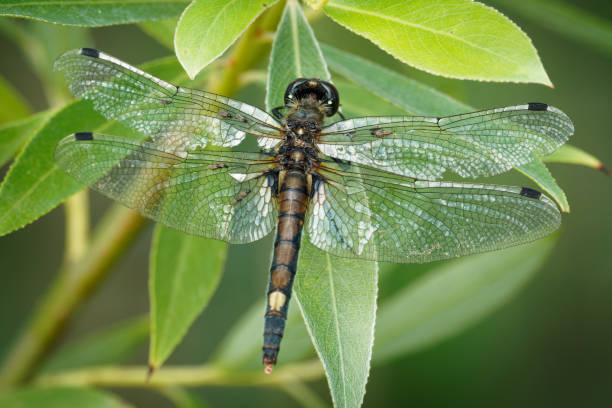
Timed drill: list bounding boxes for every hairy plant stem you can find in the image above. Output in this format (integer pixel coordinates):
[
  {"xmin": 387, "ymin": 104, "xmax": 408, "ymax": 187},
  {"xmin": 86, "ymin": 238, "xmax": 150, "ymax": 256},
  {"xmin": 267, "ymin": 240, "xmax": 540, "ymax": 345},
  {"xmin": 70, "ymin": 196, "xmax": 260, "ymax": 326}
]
[
  {"xmin": 35, "ymin": 360, "xmax": 324, "ymax": 388},
  {"xmin": 0, "ymin": 4, "xmax": 284, "ymax": 389}
]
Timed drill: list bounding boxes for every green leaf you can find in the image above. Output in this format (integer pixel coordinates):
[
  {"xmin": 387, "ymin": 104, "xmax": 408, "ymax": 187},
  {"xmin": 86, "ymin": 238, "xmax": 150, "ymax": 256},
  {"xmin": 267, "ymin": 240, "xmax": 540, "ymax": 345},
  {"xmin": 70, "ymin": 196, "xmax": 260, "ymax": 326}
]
[
  {"xmin": 491, "ymin": 0, "xmax": 612, "ymax": 55},
  {"xmin": 332, "ymin": 77, "xmax": 405, "ymax": 118},
  {"xmin": 0, "ymin": 73, "xmax": 32, "ymax": 124},
  {"xmin": 175, "ymin": 0, "xmax": 276, "ymax": 79},
  {"xmin": 296, "ymin": 241, "xmax": 378, "ymax": 408},
  {"xmin": 267, "ymin": 3, "xmax": 376, "ymax": 406},
  {"xmin": 265, "ymin": 0, "xmax": 330, "ymax": 111},
  {"xmin": 323, "ymin": 0, "xmax": 552, "ymax": 85},
  {"xmin": 374, "ymin": 235, "xmax": 557, "ymax": 363},
  {"xmin": 0, "ymin": 0, "xmax": 188, "ymax": 27},
  {"xmin": 544, "ymin": 144, "xmax": 611, "ymax": 177},
  {"xmin": 0, "ymin": 110, "xmax": 53, "ymax": 168},
  {"xmin": 0, "ymin": 387, "xmax": 131, "ymax": 408},
  {"xmin": 40, "ymin": 316, "xmax": 149, "ymax": 373},
  {"xmin": 321, "ymin": 43, "xmax": 471, "ymax": 116},
  {"xmin": 0, "ymin": 101, "xmax": 112, "ymax": 237},
  {"xmin": 149, "ymin": 225, "xmax": 226, "ymax": 370},
  {"xmin": 517, "ymin": 159, "xmax": 570, "ymax": 212},
  {"xmin": 0, "ymin": 57, "xmax": 193, "ymax": 237},
  {"xmin": 139, "ymin": 17, "xmax": 178, "ymax": 50}
]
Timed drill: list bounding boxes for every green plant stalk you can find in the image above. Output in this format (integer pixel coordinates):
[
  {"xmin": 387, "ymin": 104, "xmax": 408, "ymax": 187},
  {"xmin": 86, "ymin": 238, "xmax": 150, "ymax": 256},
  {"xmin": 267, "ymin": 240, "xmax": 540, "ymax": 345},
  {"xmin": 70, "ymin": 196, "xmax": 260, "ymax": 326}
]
[
  {"xmin": 34, "ymin": 360, "xmax": 324, "ymax": 388},
  {"xmin": 63, "ymin": 190, "xmax": 90, "ymax": 264},
  {"xmin": 0, "ymin": 3, "xmax": 284, "ymax": 388},
  {"xmin": 0, "ymin": 206, "xmax": 146, "ymax": 388}
]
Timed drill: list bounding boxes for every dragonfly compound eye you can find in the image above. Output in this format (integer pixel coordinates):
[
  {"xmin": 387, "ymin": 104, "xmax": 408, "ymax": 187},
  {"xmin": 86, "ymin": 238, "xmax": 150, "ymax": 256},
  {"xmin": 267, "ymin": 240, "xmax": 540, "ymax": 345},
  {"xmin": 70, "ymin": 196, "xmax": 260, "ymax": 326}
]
[{"xmin": 284, "ymin": 78, "xmax": 340, "ymax": 117}]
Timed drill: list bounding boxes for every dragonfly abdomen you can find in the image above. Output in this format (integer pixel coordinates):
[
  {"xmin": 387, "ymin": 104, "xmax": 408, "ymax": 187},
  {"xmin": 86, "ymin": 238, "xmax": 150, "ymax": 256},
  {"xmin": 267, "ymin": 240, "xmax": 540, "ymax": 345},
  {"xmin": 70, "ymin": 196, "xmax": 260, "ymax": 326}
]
[{"xmin": 263, "ymin": 169, "xmax": 309, "ymax": 372}]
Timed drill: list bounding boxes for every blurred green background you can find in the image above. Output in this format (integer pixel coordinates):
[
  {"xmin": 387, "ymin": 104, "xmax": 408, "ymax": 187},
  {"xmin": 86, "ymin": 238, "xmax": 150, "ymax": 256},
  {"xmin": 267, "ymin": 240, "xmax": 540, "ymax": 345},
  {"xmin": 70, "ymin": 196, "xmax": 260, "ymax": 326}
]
[{"xmin": 1, "ymin": 0, "xmax": 611, "ymax": 406}]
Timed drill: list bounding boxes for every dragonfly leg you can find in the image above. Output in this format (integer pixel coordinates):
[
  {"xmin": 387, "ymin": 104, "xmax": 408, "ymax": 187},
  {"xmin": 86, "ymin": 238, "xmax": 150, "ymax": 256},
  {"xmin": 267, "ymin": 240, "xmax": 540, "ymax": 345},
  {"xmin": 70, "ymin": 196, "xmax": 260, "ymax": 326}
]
[{"xmin": 271, "ymin": 106, "xmax": 286, "ymax": 121}]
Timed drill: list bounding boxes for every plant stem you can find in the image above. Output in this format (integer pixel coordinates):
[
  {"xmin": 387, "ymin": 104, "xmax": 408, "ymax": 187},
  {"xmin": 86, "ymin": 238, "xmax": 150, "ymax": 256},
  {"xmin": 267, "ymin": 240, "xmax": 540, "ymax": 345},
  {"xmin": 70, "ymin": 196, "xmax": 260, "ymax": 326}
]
[
  {"xmin": 0, "ymin": 206, "xmax": 146, "ymax": 388},
  {"xmin": 34, "ymin": 360, "xmax": 324, "ymax": 388},
  {"xmin": 63, "ymin": 190, "xmax": 90, "ymax": 264}
]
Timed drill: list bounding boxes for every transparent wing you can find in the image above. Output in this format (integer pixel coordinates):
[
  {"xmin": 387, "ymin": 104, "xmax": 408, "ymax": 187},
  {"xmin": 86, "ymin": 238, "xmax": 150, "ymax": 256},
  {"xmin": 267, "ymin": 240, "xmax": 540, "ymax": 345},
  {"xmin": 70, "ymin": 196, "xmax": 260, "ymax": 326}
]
[
  {"xmin": 55, "ymin": 133, "xmax": 279, "ymax": 244},
  {"xmin": 307, "ymin": 159, "xmax": 561, "ymax": 263},
  {"xmin": 317, "ymin": 104, "xmax": 573, "ymax": 180},
  {"xmin": 54, "ymin": 48, "xmax": 283, "ymax": 151}
]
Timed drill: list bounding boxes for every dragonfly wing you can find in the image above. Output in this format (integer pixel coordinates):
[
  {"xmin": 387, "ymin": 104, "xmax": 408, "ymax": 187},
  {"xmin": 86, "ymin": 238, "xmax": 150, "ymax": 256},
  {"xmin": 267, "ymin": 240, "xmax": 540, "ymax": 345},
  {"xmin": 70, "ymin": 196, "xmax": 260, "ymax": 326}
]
[
  {"xmin": 317, "ymin": 104, "xmax": 573, "ymax": 179},
  {"xmin": 56, "ymin": 133, "xmax": 278, "ymax": 244},
  {"xmin": 54, "ymin": 48, "xmax": 283, "ymax": 151},
  {"xmin": 307, "ymin": 160, "xmax": 560, "ymax": 263}
]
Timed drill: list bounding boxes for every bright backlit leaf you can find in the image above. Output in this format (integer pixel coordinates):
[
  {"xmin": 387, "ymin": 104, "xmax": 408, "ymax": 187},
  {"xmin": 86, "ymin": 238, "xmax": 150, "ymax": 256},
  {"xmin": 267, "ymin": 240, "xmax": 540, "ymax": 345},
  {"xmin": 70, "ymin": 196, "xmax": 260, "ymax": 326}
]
[
  {"xmin": 0, "ymin": 0, "xmax": 188, "ymax": 27},
  {"xmin": 175, "ymin": 0, "xmax": 276, "ymax": 79},
  {"xmin": 323, "ymin": 0, "xmax": 552, "ymax": 85}
]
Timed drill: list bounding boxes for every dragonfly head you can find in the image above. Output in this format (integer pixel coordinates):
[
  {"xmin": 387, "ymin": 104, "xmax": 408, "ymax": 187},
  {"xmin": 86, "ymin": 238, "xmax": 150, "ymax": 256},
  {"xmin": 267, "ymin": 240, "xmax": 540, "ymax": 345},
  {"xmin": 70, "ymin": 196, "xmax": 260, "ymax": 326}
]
[{"xmin": 284, "ymin": 78, "xmax": 339, "ymax": 117}]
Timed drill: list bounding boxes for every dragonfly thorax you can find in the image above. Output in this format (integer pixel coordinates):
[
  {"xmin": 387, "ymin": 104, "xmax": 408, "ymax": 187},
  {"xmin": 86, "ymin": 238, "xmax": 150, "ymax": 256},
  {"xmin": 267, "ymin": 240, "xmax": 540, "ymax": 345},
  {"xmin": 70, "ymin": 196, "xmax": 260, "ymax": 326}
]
[{"xmin": 276, "ymin": 143, "xmax": 317, "ymax": 172}]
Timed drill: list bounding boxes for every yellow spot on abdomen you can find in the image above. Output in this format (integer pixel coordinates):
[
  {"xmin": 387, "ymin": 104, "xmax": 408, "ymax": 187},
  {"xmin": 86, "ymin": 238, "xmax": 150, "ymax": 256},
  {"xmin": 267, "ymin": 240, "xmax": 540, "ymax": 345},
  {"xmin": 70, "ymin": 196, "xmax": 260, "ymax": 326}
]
[{"xmin": 269, "ymin": 291, "xmax": 287, "ymax": 312}]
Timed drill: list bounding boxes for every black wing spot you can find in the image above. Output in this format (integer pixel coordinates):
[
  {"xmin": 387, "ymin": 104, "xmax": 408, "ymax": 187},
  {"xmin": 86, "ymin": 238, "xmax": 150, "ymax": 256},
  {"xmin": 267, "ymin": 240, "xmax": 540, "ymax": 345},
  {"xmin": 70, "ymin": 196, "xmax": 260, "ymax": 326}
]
[
  {"xmin": 80, "ymin": 48, "xmax": 99, "ymax": 58},
  {"xmin": 520, "ymin": 187, "xmax": 542, "ymax": 199},
  {"xmin": 75, "ymin": 132, "xmax": 93, "ymax": 141},
  {"xmin": 528, "ymin": 102, "xmax": 548, "ymax": 111}
]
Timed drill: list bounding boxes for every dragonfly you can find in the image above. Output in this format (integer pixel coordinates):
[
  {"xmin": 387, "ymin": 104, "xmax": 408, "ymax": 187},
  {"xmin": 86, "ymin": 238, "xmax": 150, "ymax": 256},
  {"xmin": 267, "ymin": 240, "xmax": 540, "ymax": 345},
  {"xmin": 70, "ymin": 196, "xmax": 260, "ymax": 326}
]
[{"xmin": 54, "ymin": 48, "xmax": 573, "ymax": 373}]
